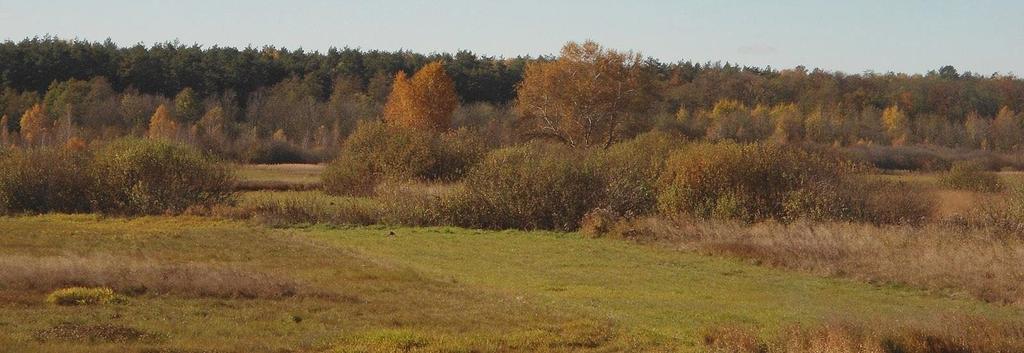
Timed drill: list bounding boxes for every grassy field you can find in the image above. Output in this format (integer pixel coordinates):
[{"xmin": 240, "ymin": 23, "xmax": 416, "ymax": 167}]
[
  {"xmin": 2, "ymin": 215, "xmax": 1021, "ymax": 352},
  {"xmin": 236, "ymin": 164, "xmax": 326, "ymax": 191}
]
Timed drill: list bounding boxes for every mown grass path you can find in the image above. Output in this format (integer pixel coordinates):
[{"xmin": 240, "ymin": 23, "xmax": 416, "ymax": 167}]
[{"xmin": 312, "ymin": 226, "xmax": 1024, "ymax": 349}]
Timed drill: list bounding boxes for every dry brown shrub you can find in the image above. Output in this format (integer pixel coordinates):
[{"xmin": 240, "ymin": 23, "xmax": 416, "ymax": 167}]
[{"xmin": 579, "ymin": 208, "xmax": 621, "ymax": 238}]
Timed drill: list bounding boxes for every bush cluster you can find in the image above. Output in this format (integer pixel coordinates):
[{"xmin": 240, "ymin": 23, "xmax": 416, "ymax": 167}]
[
  {"xmin": 589, "ymin": 131, "xmax": 681, "ymax": 217},
  {"xmin": 0, "ymin": 147, "xmax": 93, "ymax": 214},
  {"xmin": 91, "ymin": 139, "xmax": 236, "ymax": 214},
  {"xmin": 657, "ymin": 142, "xmax": 859, "ymax": 222},
  {"xmin": 443, "ymin": 143, "xmax": 604, "ymax": 231},
  {"xmin": 322, "ymin": 122, "xmax": 487, "ymax": 196},
  {"xmin": 0, "ymin": 139, "xmax": 235, "ymax": 215},
  {"xmin": 939, "ymin": 161, "xmax": 1005, "ymax": 192}
]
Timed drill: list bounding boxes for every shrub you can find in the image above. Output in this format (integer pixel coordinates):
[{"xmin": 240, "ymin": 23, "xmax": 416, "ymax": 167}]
[
  {"xmin": 322, "ymin": 153, "xmax": 377, "ymax": 196},
  {"xmin": 323, "ymin": 122, "xmax": 490, "ymax": 196},
  {"xmin": 592, "ymin": 131, "xmax": 681, "ymax": 217},
  {"xmin": 579, "ymin": 208, "xmax": 621, "ymax": 238},
  {"xmin": 0, "ymin": 147, "xmax": 94, "ymax": 214},
  {"xmin": 432, "ymin": 127, "xmax": 488, "ymax": 181},
  {"xmin": 658, "ymin": 142, "xmax": 859, "ymax": 222},
  {"xmin": 46, "ymin": 287, "xmax": 125, "ymax": 306},
  {"xmin": 848, "ymin": 180, "xmax": 936, "ymax": 225},
  {"xmin": 939, "ymin": 161, "xmax": 1005, "ymax": 192},
  {"xmin": 247, "ymin": 140, "xmax": 319, "ymax": 164},
  {"xmin": 376, "ymin": 183, "xmax": 447, "ymax": 226},
  {"xmin": 323, "ymin": 121, "xmax": 436, "ymax": 196},
  {"xmin": 91, "ymin": 139, "xmax": 236, "ymax": 215},
  {"xmin": 444, "ymin": 143, "xmax": 604, "ymax": 231}
]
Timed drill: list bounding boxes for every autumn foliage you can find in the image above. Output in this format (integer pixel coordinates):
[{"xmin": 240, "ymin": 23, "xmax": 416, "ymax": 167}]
[
  {"xmin": 19, "ymin": 104, "xmax": 47, "ymax": 147},
  {"xmin": 147, "ymin": 104, "xmax": 178, "ymax": 140},
  {"xmin": 383, "ymin": 62, "xmax": 459, "ymax": 131},
  {"xmin": 515, "ymin": 41, "xmax": 648, "ymax": 148}
]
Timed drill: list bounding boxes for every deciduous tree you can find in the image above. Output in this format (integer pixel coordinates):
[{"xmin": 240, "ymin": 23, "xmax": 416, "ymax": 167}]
[
  {"xmin": 515, "ymin": 41, "xmax": 648, "ymax": 148},
  {"xmin": 147, "ymin": 104, "xmax": 178, "ymax": 140},
  {"xmin": 882, "ymin": 105, "xmax": 911, "ymax": 145},
  {"xmin": 991, "ymin": 107, "xmax": 1022, "ymax": 151},
  {"xmin": 19, "ymin": 104, "xmax": 47, "ymax": 147},
  {"xmin": 383, "ymin": 62, "xmax": 459, "ymax": 131}
]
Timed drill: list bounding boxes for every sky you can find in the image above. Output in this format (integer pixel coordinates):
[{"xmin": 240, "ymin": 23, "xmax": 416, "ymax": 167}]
[{"xmin": 1, "ymin": 0, "xmax": 1022, "ymax": 75}]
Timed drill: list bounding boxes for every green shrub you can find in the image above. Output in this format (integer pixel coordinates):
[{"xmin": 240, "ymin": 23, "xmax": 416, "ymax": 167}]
[
  {"xmin": 247, "ymin": 140, "xmax": 319, "ymax": 164},
  {"xmin": 322, "ymin": 121, "xmax": 435, "ymax": 196},
  {"xmin": 444, "ymin": 143, "xmax": 604, "ymax": 231},
  {"xmin": 46, "ymin": 287, "xmax": 126, "ymax": 306},
  {"xmin": 0, "ymin": 147, "xmax": 94, "ymax": 214},
  {"xmin": 658, "ymin": 142, "xmax": 858, "ymax": 222},
  {"xmin": 432, "ymin": 128, "xmax": 488, "ymax": 181},
  {"xmin": 323, "ymin": 122, "xmax": 489, "ymax": 196},
  {"xmin": 91, "ymin": 139, "xmax": 236, "ymax": 215},
  {"xmin": 592, "ymin": 131, "xmax": 681, "ymax": 217},
  {"xmin": 939, "ymin": 161, "xmax": 1004, "ymax": 192}
]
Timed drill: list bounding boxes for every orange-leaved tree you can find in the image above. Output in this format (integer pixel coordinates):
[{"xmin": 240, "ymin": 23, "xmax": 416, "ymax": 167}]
[
  {"xmin": 383, "ymin": 62, "xmax": 458, "ymax": 131},
  {"xmin": 148, "ymin": 104, "xmax": 179, "ymax": 140},
  {"xmin": 515, "ymin": 41, "xmax": 649, "ymax": 148},
  {"xmin": 19, "ymin": 104, "xmax": 48, "ymax": 147}
]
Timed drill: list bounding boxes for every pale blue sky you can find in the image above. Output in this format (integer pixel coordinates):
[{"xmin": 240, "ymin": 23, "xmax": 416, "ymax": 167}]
[{"xmin": 2, "ymin": 0, "xmax": 1022, "ymax": 74}]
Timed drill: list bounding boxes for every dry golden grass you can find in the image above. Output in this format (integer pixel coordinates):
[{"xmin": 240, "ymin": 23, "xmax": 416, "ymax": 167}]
[
  {"xmin": 609, "ymin": 217, "xmax": 1024, "ymax": 306},
  {"xmin": 235, "ymin": 163, "xmax": 324, "ymax": 191},
  {"xmin": 703, "ymin": 314, "xmax": 1024, "ymax": 353},
  {"xmin": 0, "ymin": 254, "xmax": 302, "ymax": 299}
]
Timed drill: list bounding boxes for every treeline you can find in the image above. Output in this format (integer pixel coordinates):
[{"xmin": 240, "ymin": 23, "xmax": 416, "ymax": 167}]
[{"xmin": 2, "ymin": 37, "xmax": 1024, "ymax": 161}]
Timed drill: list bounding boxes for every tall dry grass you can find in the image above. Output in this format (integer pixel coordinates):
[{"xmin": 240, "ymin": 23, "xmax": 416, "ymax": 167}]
[
  {"xmin": 0, "ymin": 255, "xmax": 300, "ymax": 299},
  {"xmin": 608, "ymin": 218, "xmax": 1024, "ymax": 306},
  {"xmin": 704, "ymin": 314, "xmax": 1024, "ymax": 353}
]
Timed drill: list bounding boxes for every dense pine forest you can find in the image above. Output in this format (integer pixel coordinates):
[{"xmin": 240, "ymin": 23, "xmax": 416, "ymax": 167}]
[{"xmin": 2, "ymin": 37, "xmax": 1024, "ymax": 164}]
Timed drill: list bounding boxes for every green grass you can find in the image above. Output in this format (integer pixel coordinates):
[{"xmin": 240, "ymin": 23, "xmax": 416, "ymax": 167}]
[
  {"xmin": 0, "ymin": 215, "xmax": 655, "ymax": 352},
  {"xmin": 2, "ymin": 215, "xmax": 1022, "ymax": 352},
  {"xmin": 309, "ymin": 226, "xmax": 1024, "ymax": 349}
]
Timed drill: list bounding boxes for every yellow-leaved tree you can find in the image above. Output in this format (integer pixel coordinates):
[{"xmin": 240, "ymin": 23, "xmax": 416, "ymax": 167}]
[
  {"xmin": 383, "ymin": 62, "xmax": 458, "ymax": 131},
  {"xmin": 19, "ymin": 104, "xmax": 48, "ymax": 147},
  {"xmin": 147, "ymin": 104, "xmax": 179, "ymax": 140},
  {"xmin": 882, "ymin": 105, "xmax": 911, "ymax": 145},
  {"xmin": 991, "ymin": 106, "xmax": 1023, "ymax": 152},
  {"xmin": 515, "ymin": 41, "xmax": 648, "ymax": 148}
]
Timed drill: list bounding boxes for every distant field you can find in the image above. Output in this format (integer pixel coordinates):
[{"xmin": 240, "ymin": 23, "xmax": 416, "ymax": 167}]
[
  {"xmin": 236, "ymin": 164, "xmax": 325, "ymax": 191},
  {"xmin": 2, "ymin": 216, "xmax": 1021, "ymax": 352}
]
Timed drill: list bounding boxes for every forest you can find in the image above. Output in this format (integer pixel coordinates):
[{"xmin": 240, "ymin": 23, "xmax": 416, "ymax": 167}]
[{"xmin": 2, "ymin": 37, "xmax": 1024, "ymax": 165}]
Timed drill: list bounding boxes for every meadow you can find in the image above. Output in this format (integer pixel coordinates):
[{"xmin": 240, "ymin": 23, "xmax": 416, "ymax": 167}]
[
  {"xmin": 5, "ymin": 159, "xmax": 1024, "ymax": 352},
  {"xmin": 3, "ymin": 214, "xmax": 1023, "ymax": 353}
]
